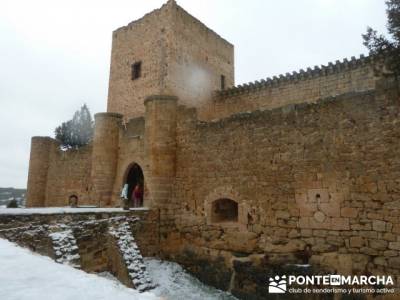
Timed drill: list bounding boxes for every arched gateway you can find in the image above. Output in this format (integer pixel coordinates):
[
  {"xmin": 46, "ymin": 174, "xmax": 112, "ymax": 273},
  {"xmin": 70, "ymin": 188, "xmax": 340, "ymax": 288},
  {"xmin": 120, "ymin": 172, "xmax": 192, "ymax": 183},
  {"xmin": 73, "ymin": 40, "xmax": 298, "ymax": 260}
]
[{"xmin": 123, "ymin": 163, "xmax": 144, "ymax": 207}]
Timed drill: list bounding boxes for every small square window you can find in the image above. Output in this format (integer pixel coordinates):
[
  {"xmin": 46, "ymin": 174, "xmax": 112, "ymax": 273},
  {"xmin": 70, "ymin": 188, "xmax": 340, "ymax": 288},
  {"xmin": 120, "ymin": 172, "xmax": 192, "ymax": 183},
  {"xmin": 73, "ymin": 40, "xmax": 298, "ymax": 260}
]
[
  {"xmin": 131, "ymin": 61, "xmax": 142, "ymax": 80},
  {"xmin": 220, "ymin": 75, "xmax": 225, "ymax": 90}
]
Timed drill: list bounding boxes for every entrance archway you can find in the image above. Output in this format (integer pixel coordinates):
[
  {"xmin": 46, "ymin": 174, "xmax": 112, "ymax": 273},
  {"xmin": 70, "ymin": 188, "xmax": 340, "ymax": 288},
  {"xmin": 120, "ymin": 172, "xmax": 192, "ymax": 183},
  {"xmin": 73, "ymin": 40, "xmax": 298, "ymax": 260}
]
[{"xmin": 124, "ymin": 163, "xmax": 144, "ymax": 207}]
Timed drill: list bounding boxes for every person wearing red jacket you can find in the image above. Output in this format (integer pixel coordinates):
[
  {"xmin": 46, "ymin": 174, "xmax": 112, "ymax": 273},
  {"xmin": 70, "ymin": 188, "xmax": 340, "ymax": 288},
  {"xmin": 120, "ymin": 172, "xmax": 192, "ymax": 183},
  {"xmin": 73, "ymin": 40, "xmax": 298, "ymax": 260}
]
[{"xmin": 132, "ymin": 184, "xmax": 143, "ymax": 207}]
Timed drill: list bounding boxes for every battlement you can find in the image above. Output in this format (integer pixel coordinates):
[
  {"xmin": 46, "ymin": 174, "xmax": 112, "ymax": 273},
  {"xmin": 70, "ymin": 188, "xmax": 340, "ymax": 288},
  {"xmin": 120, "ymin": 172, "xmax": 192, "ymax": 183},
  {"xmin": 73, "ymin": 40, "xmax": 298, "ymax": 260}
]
[
  {"xmin": 199, "ymin": 54, "xmax": 378, "ymax": 120},
  {"xmin": 114, "ymin": 0, "xmax": 232, "ymax": 47},
  {"xmin": 113, "ymin": 0, "xmax": 172, "ymax": 35},
  {"xmin": 217, "ymin": 54, "xmax": 373, "ymax": 98}
]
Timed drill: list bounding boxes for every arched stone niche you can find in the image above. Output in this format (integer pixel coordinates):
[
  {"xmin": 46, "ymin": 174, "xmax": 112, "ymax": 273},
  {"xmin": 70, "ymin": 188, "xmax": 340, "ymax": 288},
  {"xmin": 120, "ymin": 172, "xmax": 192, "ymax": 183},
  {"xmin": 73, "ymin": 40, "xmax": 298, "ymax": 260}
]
[
  {"xmin": 68, "ymin": 194, "xmax": 78, "ymax": 207},
  {"xmin": 204, "ymin": 186, "xmax": 248, "ymax": 229},
  {"xmin": 211, "ymin": 198, "xmax": 238, "ymax": 222}
]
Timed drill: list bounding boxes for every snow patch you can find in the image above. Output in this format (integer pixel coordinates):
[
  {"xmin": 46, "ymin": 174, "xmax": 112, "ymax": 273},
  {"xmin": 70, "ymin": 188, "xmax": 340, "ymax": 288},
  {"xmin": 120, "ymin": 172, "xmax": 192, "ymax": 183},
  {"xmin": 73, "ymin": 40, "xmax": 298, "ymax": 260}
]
[
  {"xmin": 109, "ymin": 221, "xmax": 156, "ymax": 292},
  {"xmin": 0, "ymin": 238, "xmax": 158, "ymax": 300},
  {"xmin": 145, "ymin": 258, "xmax": 238, "ymax": 300},
  {"xmin": 49, "ymin": 228, "xmax": 80, "ymax": 268}
]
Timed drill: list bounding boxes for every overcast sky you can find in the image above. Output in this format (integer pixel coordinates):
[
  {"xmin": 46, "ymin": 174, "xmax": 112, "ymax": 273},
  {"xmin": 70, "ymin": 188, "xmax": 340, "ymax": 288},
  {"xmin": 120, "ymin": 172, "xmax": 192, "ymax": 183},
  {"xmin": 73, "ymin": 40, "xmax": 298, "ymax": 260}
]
[{"xmin": 0, "ymin": 0, "xmax": 387, "ymax": 188}]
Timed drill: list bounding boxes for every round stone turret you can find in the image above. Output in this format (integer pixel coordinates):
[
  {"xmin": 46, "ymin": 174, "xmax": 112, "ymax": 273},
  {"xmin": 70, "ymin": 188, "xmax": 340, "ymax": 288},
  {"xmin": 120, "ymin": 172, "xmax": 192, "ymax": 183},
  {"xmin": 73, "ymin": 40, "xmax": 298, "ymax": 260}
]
[
  {"xmin": 26, "ymin": 137, "xmax": 53, "ymax": 207},
  {"xmin": 144, "ymin": 95, "xmax": 177, "ymax": 208},
  {"xmin": 91, "ymin": 112, "xmax": 122, "ymax": 206}
]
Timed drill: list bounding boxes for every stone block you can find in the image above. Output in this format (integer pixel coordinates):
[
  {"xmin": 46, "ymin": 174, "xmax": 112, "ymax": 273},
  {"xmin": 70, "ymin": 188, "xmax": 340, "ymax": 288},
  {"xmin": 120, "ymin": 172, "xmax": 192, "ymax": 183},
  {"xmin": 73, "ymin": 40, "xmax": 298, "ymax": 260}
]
[
  {"xmin": 392, "ymin": 224, "xmax": 400, "ymax": 234},
  {"xmin": 297, "ymin": 202, "xmax": 317, "ymax": 217},
  {"xmin": 389, "ymin": 242, "xmax": 400, "ymax": 251},
  {"xmin": 313, "ymin": 211, "xmax": 327, "ymax": 223},
  {"xmin": 275, "ymin": 210, "xmax": 290, "ymax": 220},
  {"xmin": 388, "ymin": 257, "xmax": 400, "ymax": 269},
  {"xmin": 372, "ymin": 220, "xmax": 387, "ymax": 232},
  {"xmin": 341, "ymin": 207, "xmax": 358, "ymax": 218},
  {"xmin": 383, "ymin": 250, "xmax": 398, "ymax": 257},
  {"xmin": 349, "ymin": 236, "xmax": 364, "ymax": 248},
  {"xmin": 373, "ymin": 256, "xmax": 387, "ymax": 266},
  {"xmin": 326, "ymin": 236, "xmax": 344, "ymax": 246},
  {"xmin": 360, "ymin": 247, "xmax": 378, "ymax": 256},
  {"xmin": 263, "ymin": 239, "xmax": 305, "ymax": 253},
  {"xmin": 295, "ymin": 193, "xmax": 307, "ymax": 204},
  {"xmin": 320, "ymin": 202, "xmax": 340, "ymax": 217},
  {"xmin": 309, "ymin": 216, "xmax": 332, "ymax": 229},
  {"xmin": 330, "ymin": 192, "xmax": 344, "ymax": 203},
  {"xmin": 369, "ymin": 239, "xmax": 388, "ymax": 250},
  {"xmin": 330, "ymin": 217, "xmax": 350, "ymax": 230},
  {"xmin": 298, "ymin": 217, "xmax": 310, "ymax": 229},
  {"xmin": 300, "ymin": 229, "xmax": 312, "ymax": 237},
  {"xmin": 288, "ymin": 229, "xmax": 300, "ymax": 238},
  {"xmin": 365, "ymin": 182, "xmax": 378, "ymax": 194},
  {"xmin": 358, "ymin": 231, "xmax": 377, "ymax": 239},
  {"xmin": 383, "ymin": 233, "xmax": 396, "ymax": 242},
  {"xmin": 313, "ymin": 230, "xmax": 327, "ymax": 237},
  {"xmin": 221, "ymin": 231, "xmax": 259, "ymax": 253}
]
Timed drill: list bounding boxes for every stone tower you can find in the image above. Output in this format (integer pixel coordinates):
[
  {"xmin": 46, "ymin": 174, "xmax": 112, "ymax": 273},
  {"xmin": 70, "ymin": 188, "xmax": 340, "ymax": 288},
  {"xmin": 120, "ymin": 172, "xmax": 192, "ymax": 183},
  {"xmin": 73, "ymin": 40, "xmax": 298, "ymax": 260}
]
[
  {"xmin": 106, "ymin": 0, "xmax": 235, "ymax": 120},
  {"xmin": 90, "ymin": 112, "xmax": 122, "ymax": 206},
  {"xmin": 26, "ymin": 137, "xmax": 53, "ymax": 207}
]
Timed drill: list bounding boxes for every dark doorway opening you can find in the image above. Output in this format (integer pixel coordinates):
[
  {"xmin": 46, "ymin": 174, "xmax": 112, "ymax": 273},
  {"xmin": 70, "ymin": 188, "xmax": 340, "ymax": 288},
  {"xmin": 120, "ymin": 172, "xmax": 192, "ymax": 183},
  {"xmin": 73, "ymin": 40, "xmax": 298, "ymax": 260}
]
[
  {"xmin": 125, "ymin": 163, "xmax": 144, "ymax": 207},
  {"xmin": 69, "ymin": 195, "xmax": 78, "ymax": 208},
  {"xmin": 211, "ymin": 198, "xmax": 238, "ymax": 223}
]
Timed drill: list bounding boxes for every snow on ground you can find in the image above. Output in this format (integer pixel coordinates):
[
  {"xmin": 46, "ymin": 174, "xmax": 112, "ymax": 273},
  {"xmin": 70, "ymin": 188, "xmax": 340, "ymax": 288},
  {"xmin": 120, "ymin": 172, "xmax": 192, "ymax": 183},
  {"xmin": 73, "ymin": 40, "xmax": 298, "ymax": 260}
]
[
  {"xmin": 0, "ymin": 239, "xmax": 237, "ymax": 300},
  {"xmin": 0, "ymin": 207, "xmax": 149, "ymax": 215},
  {"xmin": 0, "ymin": 239, "xmax": 158, "ymax": 300},
  {"xmin": 49, "ymin": 228, "xmax": 80, "ymax": 267},
  {"xmin": 109, "ymin": 221, "xmax": 155, "ymax": 292},
  {"xmin": 145, "ymin": 259, "xmax": 237, "ymax": 300}
]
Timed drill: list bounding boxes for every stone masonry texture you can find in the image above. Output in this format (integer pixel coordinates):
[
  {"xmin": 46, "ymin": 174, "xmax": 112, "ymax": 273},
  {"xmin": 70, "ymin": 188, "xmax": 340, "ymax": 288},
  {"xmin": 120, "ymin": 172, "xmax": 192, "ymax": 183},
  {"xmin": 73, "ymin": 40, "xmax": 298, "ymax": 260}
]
[{"xmin": 24, "ymin": 1, "xmax": 400, "ymax": 298}]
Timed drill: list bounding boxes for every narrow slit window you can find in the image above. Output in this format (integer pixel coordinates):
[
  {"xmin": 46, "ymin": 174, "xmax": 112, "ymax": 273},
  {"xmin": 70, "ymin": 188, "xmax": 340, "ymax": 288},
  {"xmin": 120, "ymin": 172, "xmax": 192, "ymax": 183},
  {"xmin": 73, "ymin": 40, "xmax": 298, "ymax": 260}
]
[
  {"xmin": 131, "ymin": 62, "xmax": 142, "ymax": 80},
  {"xmin": 220, "ymin": 75, "xmax": 225, "ymax": 90}
]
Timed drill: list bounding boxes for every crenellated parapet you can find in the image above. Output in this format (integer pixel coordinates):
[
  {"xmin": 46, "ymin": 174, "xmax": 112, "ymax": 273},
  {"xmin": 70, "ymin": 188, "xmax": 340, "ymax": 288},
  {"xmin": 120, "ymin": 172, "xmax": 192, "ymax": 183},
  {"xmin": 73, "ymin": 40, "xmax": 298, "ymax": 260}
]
[
  {"xmin": 198, "ymin": 54, "xmax": 380, "ymax": 120},
  {"xmin": 217, "ymin": 54, "xmax": 375, "ymax": 97}
]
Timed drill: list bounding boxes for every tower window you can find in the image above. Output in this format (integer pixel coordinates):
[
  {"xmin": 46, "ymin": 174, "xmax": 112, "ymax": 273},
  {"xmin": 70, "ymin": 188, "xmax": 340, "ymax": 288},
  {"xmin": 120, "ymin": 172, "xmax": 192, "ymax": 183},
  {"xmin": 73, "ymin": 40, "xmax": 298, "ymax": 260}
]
[
  {"xmin": 131, "ymin": 62, "xmax": 142, "ymax": 80},
  {"xmin": 220, "ymin": 75, "xmax": 225, "ymax": 90}
]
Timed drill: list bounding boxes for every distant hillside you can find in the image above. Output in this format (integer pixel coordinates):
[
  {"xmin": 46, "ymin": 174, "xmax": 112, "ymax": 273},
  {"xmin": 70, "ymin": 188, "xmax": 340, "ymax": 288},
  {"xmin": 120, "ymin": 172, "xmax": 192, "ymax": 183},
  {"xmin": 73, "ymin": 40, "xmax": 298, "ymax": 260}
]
[{"xmin": 0, "ymin": 187, "xmax": 26, "ymax": 207}]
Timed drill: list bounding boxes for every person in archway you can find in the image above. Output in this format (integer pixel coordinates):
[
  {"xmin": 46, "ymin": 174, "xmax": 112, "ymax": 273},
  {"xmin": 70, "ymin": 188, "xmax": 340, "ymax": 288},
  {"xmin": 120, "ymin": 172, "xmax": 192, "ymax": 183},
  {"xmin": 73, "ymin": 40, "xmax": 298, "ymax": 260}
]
[
  {"xmin": 120, "ymin": 184, "xmax": 129, "ymax": 210},
  {"xmin": 132, "ymin": 184, "xmax": 143, "ymax": 208}
]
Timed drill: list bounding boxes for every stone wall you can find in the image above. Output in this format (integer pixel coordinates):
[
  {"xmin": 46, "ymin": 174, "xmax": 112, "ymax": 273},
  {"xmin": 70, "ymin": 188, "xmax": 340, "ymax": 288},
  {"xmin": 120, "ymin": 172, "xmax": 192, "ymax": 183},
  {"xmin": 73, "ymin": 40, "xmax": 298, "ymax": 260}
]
[
  {"xmin": 199, "ymin": 55, "xmax": 378, "ymax": 120},
  {"xmin": 111, "ymin": 116, "xmax": 146, "ymax": 206},
  {"xmin": 166, "ymin": 2, "xmax": 234, "ymax": 108},
  {"xmin": 107, "ymin": 0, "xmax": 234, "ymax": 120},
  {"xmin": 26, "ymin": 137, "xmax": 53, "ymax": 207},
  {"xmin": 0, "ymin": 210, "xmax": 159, "ymax": 288},
  {"xmin": 167, "ymin": 79, "xmax": 400, "ymax": 298},
  {"xmin": 26, "ymin": 138, "xmax": 92, "ymax": 207},
  {"xmin": 45, "ymin": 143, "xmax": 92, "ymax": 206},
  {"xmin": 107, "ymin": 2, "xmax": 172, "ymax": 120}
]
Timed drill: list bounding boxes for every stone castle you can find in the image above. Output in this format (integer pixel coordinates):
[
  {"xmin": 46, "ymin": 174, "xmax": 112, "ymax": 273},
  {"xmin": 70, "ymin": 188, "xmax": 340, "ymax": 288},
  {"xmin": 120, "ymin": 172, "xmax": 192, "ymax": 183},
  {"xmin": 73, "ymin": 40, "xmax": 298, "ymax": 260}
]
[{"xmin": 25, "ymin": 0, "xmax": 400, "ymax": 298}]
